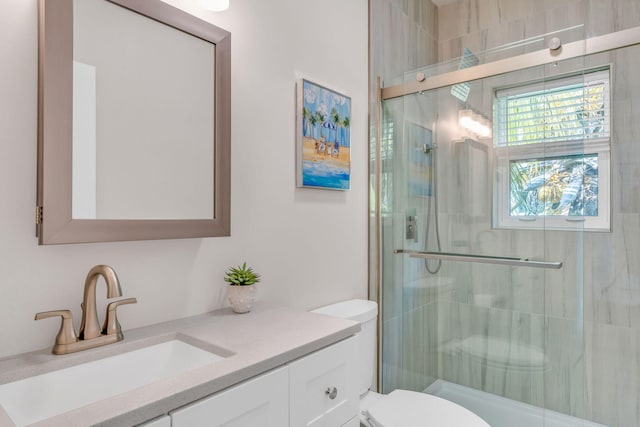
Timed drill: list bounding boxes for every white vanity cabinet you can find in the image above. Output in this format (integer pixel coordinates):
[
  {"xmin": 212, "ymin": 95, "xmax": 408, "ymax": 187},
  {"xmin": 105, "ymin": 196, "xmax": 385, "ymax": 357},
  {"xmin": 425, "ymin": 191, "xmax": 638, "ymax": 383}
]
[
  {"xmin": 169, "ymin": 336, "xmax": 357, "ymax": 427},
  {"xmin": 289, "ymin": 336, "xmax": 358, "ymax": 427},
  {"xmin": 170, "ymin": 366, "xmax": 289, "ymax": 427}
]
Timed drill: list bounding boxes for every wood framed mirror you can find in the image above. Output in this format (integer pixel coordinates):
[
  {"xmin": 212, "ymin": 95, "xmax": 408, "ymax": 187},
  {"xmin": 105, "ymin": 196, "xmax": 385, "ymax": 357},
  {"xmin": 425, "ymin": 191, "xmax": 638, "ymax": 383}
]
[{"xmin": 37, "ymin": 0, "xmax": 230, "ymax": 244}]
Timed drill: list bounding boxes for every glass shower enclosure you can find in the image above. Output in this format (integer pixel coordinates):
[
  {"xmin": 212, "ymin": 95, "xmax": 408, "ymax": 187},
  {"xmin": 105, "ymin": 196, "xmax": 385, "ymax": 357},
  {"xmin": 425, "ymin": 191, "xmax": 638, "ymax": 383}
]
[{"xmin": 371, "ymin": 26, "xmax": 620, "ymax": 427}]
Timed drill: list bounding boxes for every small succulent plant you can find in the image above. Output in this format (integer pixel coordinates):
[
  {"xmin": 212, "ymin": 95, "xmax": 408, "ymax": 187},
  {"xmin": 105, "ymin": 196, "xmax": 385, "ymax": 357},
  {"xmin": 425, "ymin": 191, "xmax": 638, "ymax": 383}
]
[{"xmin": 224, "ymin": 262, "xmax": 261, "ymax": 286}]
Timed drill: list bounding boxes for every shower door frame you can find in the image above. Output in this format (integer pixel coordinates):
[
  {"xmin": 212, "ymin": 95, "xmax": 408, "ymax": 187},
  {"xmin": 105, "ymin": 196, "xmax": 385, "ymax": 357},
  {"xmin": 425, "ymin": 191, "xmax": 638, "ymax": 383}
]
[
  {"xmin": 380, "ymin": 26, "xmax": 640, "ymax": 101},
  {"xmin": 371, "ymin": 22, "xmax": 640, "ymax": 398}
]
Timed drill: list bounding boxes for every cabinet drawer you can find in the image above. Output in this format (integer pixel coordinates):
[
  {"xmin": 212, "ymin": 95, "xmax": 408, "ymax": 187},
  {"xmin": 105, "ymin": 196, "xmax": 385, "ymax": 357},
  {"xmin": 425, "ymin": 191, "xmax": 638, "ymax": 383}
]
[
  {"xmin": 289, "ymin": 337, "xmax": 358, "ymax": 427},
  {"xmin": 171, "ymin": 366, "xmax": 288, "ymax": 427}
]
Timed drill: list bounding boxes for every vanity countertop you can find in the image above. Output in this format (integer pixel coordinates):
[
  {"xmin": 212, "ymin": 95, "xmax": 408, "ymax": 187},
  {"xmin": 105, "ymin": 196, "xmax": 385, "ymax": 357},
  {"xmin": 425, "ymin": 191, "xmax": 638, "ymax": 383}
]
[{"xmin": 0, "ymin": 303, "xmax": 360, "ymax": 427}]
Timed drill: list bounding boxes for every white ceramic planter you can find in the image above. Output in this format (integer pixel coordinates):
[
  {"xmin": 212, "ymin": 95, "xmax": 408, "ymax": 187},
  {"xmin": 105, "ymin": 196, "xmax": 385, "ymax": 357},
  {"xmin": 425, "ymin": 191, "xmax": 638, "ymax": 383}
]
[{"xmin": 228, "ymin": 285, "xmax": 257, "ymax": 313}]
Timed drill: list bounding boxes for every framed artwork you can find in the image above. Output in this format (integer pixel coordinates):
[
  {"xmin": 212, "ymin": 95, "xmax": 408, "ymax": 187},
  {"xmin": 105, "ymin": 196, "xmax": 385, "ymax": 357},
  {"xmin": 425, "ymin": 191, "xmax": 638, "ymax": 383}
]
[
  {"xmin": 406, "ymin": 122, "xmax": 433, "ymax": 198},
  {"xmin": 296, "ymin": 79, "xmax": 351, "ymax": 190}
]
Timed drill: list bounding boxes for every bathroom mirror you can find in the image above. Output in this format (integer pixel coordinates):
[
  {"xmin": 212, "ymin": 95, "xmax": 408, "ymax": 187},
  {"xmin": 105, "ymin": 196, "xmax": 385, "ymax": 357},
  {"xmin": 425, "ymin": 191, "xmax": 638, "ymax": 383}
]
[{"xmin": 37, "ymin": 0, "xmax": 230, "ymax": 244}]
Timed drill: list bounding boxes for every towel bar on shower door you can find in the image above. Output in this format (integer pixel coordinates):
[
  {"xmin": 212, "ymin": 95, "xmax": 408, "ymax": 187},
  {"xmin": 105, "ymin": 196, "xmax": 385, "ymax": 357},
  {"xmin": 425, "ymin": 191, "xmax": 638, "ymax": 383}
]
[{"xmin": 394, "ymin": 249, "xmax": 563, "ymax": 269}]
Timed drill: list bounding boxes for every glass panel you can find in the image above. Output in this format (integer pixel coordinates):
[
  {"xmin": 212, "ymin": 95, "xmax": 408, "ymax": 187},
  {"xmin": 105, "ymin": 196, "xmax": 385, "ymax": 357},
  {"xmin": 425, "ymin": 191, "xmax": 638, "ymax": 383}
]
[
  {"xmin": 379, "ymin": 36, "xmax": 589, "ymax": 427},
  {"xmin": 583, "ymin": 42, "xmax": 640, "ymax": 427},
  {"xmin": 509, "ymin": 153, "xmax": 599, "ymax": 217},
  {"xmin": 403, "ymin": 25, "xmax": 586, "ymax": 84}
]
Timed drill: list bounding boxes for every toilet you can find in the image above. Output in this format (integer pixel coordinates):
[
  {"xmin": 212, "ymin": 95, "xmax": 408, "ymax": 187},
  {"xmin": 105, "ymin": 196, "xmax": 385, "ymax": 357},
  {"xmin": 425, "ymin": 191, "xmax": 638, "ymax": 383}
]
[{"xmin": 312, "ymin": 299, "xmax": 490, "ymax": 427}]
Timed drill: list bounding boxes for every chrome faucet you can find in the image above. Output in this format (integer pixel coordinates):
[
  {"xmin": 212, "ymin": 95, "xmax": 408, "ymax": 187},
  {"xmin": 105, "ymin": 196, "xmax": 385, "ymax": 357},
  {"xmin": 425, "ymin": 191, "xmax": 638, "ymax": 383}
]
[{"xmin": 35, "ymin": 265, "xmax": 137, "ymax": 355}]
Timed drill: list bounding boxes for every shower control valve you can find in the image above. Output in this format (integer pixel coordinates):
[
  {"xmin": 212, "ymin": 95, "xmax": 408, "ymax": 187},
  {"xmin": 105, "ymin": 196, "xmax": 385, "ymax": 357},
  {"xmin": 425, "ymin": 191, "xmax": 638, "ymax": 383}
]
[{"xmin": 406, "ymin": 215, "xmax": 418, "ymax": 242}]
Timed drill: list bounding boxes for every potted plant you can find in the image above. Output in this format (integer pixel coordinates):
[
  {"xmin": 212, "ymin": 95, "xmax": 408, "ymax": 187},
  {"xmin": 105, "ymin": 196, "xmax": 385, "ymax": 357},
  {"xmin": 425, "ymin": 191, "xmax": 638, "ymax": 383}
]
[{"xmin": 224, "ymin": 262, "xmax": 261, "ymax": 313}]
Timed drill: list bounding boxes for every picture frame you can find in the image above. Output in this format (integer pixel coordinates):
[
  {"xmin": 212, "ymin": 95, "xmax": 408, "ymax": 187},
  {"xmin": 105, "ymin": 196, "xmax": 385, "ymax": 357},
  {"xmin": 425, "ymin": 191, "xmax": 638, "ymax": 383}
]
[{"xmin": 296, "ymin": 79, "xmax": 351, "ymax": 190}]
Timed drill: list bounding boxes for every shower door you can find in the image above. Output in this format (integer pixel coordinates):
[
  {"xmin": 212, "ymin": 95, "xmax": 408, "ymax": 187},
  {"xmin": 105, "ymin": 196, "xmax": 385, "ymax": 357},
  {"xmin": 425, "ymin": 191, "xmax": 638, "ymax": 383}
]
[{"xmin": 377, "ymin": 35, "xmax": 598, "ymax": 426}]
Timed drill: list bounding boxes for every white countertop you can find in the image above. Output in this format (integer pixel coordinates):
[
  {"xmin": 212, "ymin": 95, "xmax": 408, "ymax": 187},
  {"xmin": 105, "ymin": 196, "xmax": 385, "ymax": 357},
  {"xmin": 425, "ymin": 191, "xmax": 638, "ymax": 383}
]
[{"xmin": 0, "ymin": 303, "xmax": 360, "ymax": 426}]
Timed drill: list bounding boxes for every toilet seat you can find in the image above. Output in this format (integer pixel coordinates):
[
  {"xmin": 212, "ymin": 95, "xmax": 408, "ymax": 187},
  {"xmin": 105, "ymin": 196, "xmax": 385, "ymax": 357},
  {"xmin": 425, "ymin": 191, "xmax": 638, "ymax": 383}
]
[{"xmin": 365, "ymin": 390, "xmax": 490, "ymax": 427}]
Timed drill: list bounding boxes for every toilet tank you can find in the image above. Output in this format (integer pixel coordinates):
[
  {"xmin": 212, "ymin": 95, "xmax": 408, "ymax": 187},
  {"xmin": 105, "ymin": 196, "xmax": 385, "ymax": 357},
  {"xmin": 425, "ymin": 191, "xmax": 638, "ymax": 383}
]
[{"xmin": 311, "ymin": 299, "xmax": 378, "ymax": 396}]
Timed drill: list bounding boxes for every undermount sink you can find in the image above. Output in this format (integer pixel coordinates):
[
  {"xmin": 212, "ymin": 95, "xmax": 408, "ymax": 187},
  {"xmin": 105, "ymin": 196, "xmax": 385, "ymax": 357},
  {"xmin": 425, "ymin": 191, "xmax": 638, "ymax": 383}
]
[{"xmin": 0, "ymin": 338, "xmax": 230, "ymax": 426}]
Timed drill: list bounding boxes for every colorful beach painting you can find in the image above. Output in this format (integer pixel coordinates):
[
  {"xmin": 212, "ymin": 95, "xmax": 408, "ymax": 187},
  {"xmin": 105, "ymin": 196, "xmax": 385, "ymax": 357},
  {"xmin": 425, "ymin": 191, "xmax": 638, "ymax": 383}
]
[{"xmin": 296, "ymin": 79, "xmax": 351, "ymax": 190}]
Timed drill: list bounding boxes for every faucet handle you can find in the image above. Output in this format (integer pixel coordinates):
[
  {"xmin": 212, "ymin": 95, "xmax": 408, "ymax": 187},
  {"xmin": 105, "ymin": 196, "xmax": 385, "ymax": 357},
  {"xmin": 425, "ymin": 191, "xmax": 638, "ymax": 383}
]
[
  {"xmin": 35, "ymin": 310, "xmax": 78, "ymax": 353},
  {"xmin": 101, "ymin": 298, "xmax": 137, "ymax": 337}
]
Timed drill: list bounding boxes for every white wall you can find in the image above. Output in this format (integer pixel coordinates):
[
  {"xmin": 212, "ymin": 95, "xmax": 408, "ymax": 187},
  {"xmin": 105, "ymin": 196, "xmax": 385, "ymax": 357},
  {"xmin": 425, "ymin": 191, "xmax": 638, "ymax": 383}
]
[{"xmin": 0, "ymin": 0, "xmax": 368, "ymax": 358}]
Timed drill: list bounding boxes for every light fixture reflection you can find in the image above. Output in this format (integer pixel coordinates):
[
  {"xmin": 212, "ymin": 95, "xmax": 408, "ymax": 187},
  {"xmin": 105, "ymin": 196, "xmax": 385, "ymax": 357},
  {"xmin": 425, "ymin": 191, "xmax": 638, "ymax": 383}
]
[
  {"xmin": 201, "ymin": 0, "xmax": 229, "ymax": 11},
  {"xmin": 458, "ymin": 109, "xmax": 492, "ymax": 139}
]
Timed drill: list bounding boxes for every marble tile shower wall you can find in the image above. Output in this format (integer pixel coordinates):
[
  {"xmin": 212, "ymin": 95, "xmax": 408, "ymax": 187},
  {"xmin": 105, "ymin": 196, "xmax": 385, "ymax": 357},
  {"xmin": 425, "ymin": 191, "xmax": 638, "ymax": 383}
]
[
  {"xmin": 582, "ymin": 44, "xmax": 640, "ymax": 426},
  {"xmin": 437, "ymin": 0, "xmax": 640, "ymax": 63},
  {"xmin": 370, "ymin": 0, "xmax": 438, "ymax": 87},
  {"xmin": 373, "ymin": 0, "xmax": 640, "ymax": 424},
  {"xmin": 433, "ymin": 1, "xmax": 640, "ymax": 426},
  {"xmin": 370, "ymin": 0, "xmax": 441, "ymax": 394}
]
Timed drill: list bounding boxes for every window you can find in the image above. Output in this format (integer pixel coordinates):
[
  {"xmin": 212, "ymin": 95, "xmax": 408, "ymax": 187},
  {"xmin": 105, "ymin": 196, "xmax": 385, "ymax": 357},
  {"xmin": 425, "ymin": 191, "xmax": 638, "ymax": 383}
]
[{"xmin": 493, "ymin": 69, "xmax": 610, "ymax": 231}]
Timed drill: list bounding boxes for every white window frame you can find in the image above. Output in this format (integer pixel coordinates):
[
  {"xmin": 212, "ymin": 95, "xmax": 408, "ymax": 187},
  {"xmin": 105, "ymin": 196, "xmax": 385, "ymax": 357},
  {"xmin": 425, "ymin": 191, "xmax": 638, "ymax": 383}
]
[{"xmin": 493, "ymin": 69, "xmax": 611, "ymax": 231}]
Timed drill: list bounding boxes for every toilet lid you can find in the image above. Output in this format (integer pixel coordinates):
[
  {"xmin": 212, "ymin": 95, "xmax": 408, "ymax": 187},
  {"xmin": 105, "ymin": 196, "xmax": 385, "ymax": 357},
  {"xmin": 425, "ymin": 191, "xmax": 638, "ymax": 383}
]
[{"xmin": 366, "ymin": 390, "xmax": 490, "ymax": 427}]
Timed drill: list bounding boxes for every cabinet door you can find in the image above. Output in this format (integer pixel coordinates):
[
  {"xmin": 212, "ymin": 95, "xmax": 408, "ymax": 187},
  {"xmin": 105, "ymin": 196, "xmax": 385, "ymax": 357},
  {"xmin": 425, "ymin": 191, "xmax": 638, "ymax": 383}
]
[
  {"xmin": 171, "ymin": 366, "xmax": 288, "ymax": 427},
  {"xmin": 289, "ymin": 337, "xmax": 358, "ymax": 427}
]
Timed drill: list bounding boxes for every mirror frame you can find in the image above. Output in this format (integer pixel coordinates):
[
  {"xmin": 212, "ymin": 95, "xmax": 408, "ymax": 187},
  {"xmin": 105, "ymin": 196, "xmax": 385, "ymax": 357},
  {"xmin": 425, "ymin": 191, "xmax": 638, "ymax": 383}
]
[{"xmin": 37, "ymin": 0, "xmax": 231, "ymax": 244}]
